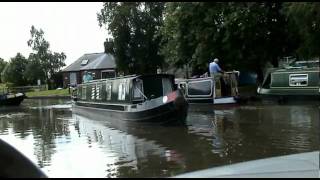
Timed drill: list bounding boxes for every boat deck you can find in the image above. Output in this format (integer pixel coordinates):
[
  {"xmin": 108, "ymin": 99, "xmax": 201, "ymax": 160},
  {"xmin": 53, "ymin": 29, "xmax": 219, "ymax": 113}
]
[{"xmin": 173, "ymin": 151, "xmax": 319, "ymax": 178}]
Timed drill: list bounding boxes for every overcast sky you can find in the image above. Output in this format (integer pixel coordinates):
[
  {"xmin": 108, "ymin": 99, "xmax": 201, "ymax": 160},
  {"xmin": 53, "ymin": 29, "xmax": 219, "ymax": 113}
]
[{"xmin": 0, "ymin": 2, "xmax": 111, "ymax": 66}]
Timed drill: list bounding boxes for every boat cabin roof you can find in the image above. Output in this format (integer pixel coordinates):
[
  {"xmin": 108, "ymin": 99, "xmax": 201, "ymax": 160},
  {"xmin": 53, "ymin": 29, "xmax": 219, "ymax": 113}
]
[
  {"xmin": 76, "ymin": 74, "xmax": 176, "ymax": 104},
  {"xmin": 83, "ymin": 74, "xmax": 175, "ymax": 84},
  {"xmin": 272, "ymin": 66, "xmax": 319, "ymax": 73}
]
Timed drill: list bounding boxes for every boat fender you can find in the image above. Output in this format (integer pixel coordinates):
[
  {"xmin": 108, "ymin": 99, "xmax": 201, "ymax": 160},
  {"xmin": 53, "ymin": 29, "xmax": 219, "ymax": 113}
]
[{"xmin": 163, "ymin": 96, "xmax": 168, "ymax": 103}]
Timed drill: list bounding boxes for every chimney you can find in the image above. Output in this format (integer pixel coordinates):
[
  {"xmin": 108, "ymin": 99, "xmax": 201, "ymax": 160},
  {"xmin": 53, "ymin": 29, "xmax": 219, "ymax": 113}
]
[{"xmin": 104, "ymin": 38, "xmax": 114, "ymax": 54}]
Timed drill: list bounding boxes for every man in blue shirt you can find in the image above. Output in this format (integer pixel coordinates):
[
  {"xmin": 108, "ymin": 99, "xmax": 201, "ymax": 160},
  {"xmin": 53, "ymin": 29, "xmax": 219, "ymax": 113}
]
[
  {"xmin": 209, "ymin": 58, "xmax": 224, "ymax": 77},
  {"xmin": 209, "ymin": 58, "xmax": 227, "ymax": 96}
]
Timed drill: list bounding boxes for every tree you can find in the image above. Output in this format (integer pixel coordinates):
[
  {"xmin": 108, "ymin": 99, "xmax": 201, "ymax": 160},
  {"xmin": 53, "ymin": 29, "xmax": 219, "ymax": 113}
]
[
  {"xmin": 0, "ymin": 58, "xmax": 8, "ymax": 83},
  {"xmin": 284, "ymin": 2, "xmax": 320, "ymax": 58},
  {"xmin": 27, "ymin": 25, "xmax": 66, "ymax": 88},
  {"xmin": 24, "ymin": 53, "xmax": 45, "ymax": 85},
  {"xmin": 1, "ymin": 53, "xmax": 28, "ymax": 86},
  {"xmin": 161, "ymin": 2, "xmax": 294, "ymax": 82},
  {"xmin": 97, "ymin": 2, "xmax": 165, "ymax": 75}
]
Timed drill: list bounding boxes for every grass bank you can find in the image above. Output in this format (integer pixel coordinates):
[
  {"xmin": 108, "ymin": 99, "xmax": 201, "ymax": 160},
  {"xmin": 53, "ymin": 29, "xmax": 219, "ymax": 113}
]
[{"xmin": 26, "ymin": 88, "xmax": 70, "ymax": 98}]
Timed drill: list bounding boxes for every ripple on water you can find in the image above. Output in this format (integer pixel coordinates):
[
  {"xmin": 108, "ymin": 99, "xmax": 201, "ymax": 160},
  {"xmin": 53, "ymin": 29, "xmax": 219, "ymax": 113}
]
[
  {"xmin": 29, "ymin": 104, "xmax": 72, "ymax": 110},
  {"xmin": 0, "ymin": 112, "xmax": 31, "ymax": 119},
  {"xmin": 0, "ymin": 98, "xmax": 318, "ymax": 178}
]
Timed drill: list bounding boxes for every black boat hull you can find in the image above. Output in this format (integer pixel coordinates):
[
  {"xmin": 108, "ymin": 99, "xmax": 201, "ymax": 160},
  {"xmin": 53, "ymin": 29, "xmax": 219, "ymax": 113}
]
[
  {"xmin": 0, "ymin": 94, "xmax": 25, "ymax": 106},
  {"xmin": 73, "ymin": 101, "xmax": 188, "ymax": 125},
  {"xmin": 73, "ymin": 90, "xmax": 188, "ymax": 125}
]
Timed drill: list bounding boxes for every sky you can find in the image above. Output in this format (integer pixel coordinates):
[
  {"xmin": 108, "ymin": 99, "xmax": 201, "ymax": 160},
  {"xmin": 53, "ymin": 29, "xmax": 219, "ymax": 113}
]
[{"xmin": 0, "ymin": 2, "xmax": 111, "ymax": 67}]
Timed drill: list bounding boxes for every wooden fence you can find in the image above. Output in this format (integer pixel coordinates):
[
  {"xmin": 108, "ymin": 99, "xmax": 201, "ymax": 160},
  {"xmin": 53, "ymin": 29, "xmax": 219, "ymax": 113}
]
[{"xmin": 5, "ymin": 85, "xmax": 48, "ymax": 93}]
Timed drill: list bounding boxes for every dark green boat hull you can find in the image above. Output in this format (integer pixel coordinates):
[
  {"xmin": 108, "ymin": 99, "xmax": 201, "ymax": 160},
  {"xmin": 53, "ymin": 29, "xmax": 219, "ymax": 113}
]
[{"xmin": 258, "ymin": 67, "xmax": 320, "ymax": 97}]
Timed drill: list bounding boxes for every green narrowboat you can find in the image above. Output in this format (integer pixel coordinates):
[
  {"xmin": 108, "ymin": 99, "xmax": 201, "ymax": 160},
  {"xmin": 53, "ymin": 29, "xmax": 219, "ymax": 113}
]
[
  {"xmin": 72, "ymin": 74, "xmax": 188, "ymax": 124},
  {"xmin": 257, "ymin": 60, "xmax": 320, "ymax": 98}
]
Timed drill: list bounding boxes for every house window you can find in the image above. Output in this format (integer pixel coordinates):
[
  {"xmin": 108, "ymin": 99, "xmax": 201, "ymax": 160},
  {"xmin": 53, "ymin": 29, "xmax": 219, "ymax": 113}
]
[
  {"xmin": 81, "ymin": 59, "xmax": 89, "ymax": 66},
  {"xmin": 69, "ymin": 72, "xmax": 77, "ymax": 86},
  {"xmin": 101, "ymin": 70, "xmax": 116, "ymax": 79},
  {"xmin": 118, "ymin": 82, "xmax": 126, "ymax": 101},
  {"xmin": 106, "ymin": 82, "xmax": 112, "ymax": 101}
]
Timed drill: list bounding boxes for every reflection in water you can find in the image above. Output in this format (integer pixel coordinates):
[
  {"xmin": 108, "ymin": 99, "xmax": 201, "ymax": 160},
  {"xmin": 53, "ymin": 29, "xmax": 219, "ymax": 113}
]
[{"xmin": 0, "ymin": 99, "xmax": 318, "ymax": 177}]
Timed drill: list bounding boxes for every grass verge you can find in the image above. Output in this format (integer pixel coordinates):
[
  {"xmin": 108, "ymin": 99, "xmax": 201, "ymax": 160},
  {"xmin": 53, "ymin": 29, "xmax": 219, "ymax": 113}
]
[{"xmin": 26, "ymin": 88, "xmax": 70, "ymax": 97}]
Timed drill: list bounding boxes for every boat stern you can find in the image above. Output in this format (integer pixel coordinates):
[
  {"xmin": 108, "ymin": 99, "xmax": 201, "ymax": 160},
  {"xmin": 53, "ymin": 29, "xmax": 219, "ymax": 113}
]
[{"xmin": 161, "ymin": 90, "xmax": 189, "ymax": 123}]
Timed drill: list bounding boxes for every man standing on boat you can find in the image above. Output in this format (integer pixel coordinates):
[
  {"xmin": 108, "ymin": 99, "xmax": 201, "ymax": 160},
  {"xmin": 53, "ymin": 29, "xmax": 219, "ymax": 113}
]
[
  {"xmin": 209, "ymin": 58, "xmax": 224, "ymax": 76},
  {"xmin": 209, "ymin": 58, "xmax": 227, "ymax": 96}
]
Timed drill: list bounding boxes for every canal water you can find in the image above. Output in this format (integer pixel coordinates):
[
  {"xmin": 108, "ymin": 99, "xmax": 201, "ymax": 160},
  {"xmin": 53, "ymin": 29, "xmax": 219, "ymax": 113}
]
[{"xmin": 0, "ymin": 99, "xmax": 318, "ymax": 178}]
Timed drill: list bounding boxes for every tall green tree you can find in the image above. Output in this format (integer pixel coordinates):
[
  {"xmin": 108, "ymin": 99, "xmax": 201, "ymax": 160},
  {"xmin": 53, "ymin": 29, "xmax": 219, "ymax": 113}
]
[
  {"xmin": 1, "ymin": 53, "xmax": 28, "ymax": 86},
  {"xmin": 0, "ymin": 58, "xmax": 8, "ymax": 83},
  {"xmin": 27, "ymin": 25, "xmax": 66, "ymax": 87},
  {"xmin": 284, "ymin": 2, "xmax": 320, "ymax": 58},
  {"xmin": 97, "ymin": 2, "xmax": 165, "ymax": 75},
  {"xmin": 161, "ymin": 2, "xmax": 295, "ymax": 82},
  {"xmin": 24, "ymin": 53, "xmax": 45, "ymax": 85}
]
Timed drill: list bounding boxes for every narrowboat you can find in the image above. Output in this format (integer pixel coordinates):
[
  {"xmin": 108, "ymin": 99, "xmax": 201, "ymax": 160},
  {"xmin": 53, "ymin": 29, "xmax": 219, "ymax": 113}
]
[
  {"xmin": 257, "ymin": 60, "xmax": 320, "ymax": 99},
  {"xmin": 0, "ymin": 92, "xmax": 25, "ymax": 106},
  {"xmin": 72, "ymin": 74, "xmax": 188, "ymax": 124},
  {"xmin": 175, "ymin": 71, "xmax": 241, "ymax": 105}
]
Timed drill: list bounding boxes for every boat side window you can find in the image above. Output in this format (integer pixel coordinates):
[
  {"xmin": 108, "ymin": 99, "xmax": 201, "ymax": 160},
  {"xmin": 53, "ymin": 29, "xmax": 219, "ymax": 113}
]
[
  {"xmin": 262, "ymin": 74, "xmax": 271, "ymax": 88},
  {"xmin": 142, "ymin": 76, "xmax": 163, "ymax": 99},
  {"xmin": 133, "ymin": 79, "xmax": 144, "ymax": 101},
  {"xmin": 106, "ymin": 82, "xmax": 112, "ymax": 101},
  {"xmin": 188, "ymin": 79, "xmax": 213, "ymax": 97},
  {"xmin": 289, "ymin": 74, "xmax": 308, "ymax": 86},
  {"xmin": 162, "ymin": 78, "xmax": 173, "ymax": 96},
  {"xmin": 118, "ymin": 82, "xmax": 126, "ymax": 101},
  {"xmin": 96, "ymin": 84, "xmax": 102, "ymax": 100},
  {"xmin": 81, "ymin": 86, "xmax": 87, "ymax": 100},
  {"xmin": 77, "ymin": 86, "xmax": 81, "ymax": 98},
  {"xmin": 91, "ymin": 85, "xmax": 96, "ymax": 100},
  {"xmin": 178, "ymin": 83, "xmax": 187, "ymax": 95}
]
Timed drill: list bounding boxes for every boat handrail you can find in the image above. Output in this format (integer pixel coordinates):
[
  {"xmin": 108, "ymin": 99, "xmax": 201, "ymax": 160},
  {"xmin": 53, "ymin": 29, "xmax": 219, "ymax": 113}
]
[
  {"xmin": 225, "ymin": 70, "xmax": 239, "ymax": 74},
  {"xmin": 135, "ymin": 87, "xmax": 148, "ymax": 101},
  {"xmin": 78, "ymin": 74, "xmax": 138, "ymax": 85},
  {"xmin": 224, "ymin": 70, "xmax": 240, "ymax": 76},
  {"xmin": 284, "ymin": 66, "xmax": 303, "ymax": 70}
]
